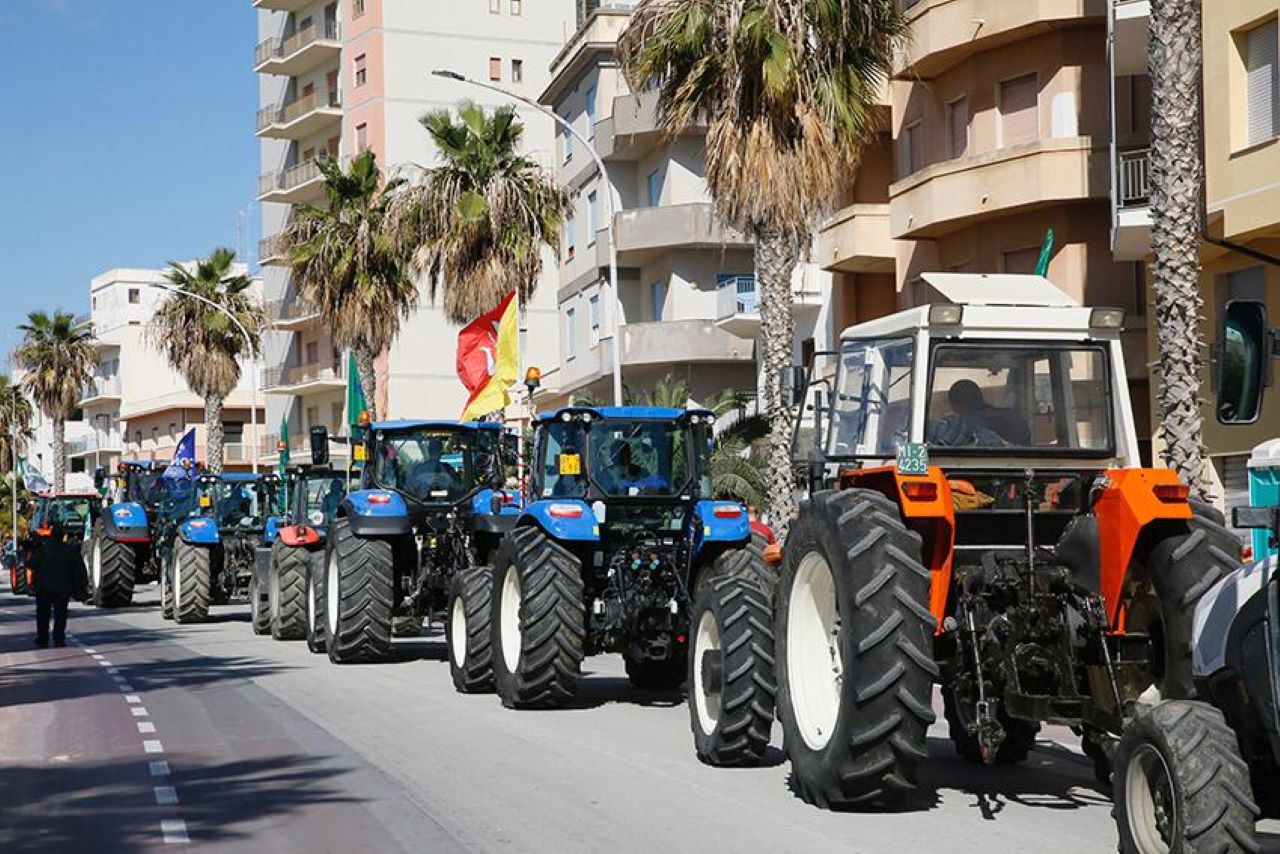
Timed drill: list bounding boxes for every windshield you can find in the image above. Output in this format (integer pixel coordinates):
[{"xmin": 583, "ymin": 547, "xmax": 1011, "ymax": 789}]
[
  {"xmin": 827, "ymin": 337, "xmax": 915, "ymax": 458},
  {"xmin": 126, "ymin": 473, "xmax": 165, "ymax": 505},
  {"xmin": 299, "ymin": 475, "xmax": 346, "ymax": 526},
  {"xmin": 372, "ymin": 428, "xmax": 479, "ymax": 504},
  {"xmin": 588, "ymin": 420, "xmax": 695, "ymax": 498},
  {"xmin": 48, "ymin": 499, "xmax": 94, "ymax": 537},
  {"xmin": 198, "ymin": 481, "xmax": 263, "ymax": 529},
  {"xmin": 925, "ymin": 344, "xmax": 1113, "ymax": 454}
]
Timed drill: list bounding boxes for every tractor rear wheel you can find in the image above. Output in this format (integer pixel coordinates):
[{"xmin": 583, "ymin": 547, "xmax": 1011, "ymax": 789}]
[
  {"xmin": 492, "ymin": 528, "xmax": 584, "ymax": 709},
  {"xmin": 325, "ymin": 518, "xmax": 394, "ymax": 664},
  {"xmin": 942, "ymin": 686, "xmax": 1039, "ymax": 765},
  {"xmin": 1114, "ymin": 700, "xmax": 1258, "ymax": 853},
  {"xmin": 776, "ymin": 488, "xmax": 938, "ymax": 809},
  {"xmin": 306, "ymin": 552, "xmax": 327, "ymax": 655},
  {"xmin": 90, "ymin": 523, "xmax": 137, "ymax": 608},
  {"xmin": 172, "ymin": 540, "xmax": 211, "ymax": 625},
  {"xmin": 447, "ymin": 566, "xmax": 495, "ymax": 693},
  {"xmin": 249, "ymin": 571, "xmax": 270, "ymax": 635},
  {"xmin": 270, "ymin": 541, "xmax": 309, "ymax": 641},
  {"xmin": 392, "ymin": 614, "xmax": 423, "ymax": 637},
  {"xmin": 688, "ymin": 574, "xmax": 775, "ymax": 767},
  {"xmin": 697, "ymin": 538, "xmax": 776, "ymax": 604}
]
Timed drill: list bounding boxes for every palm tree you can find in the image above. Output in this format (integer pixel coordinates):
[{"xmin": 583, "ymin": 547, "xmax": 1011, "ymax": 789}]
[
  {"xmin": 282, "ymin": 151, "xmax": 414, "ymax": 419},
  {"xmin": 1148, "ymin": 0, "xmax": 1209, "ymax": 497},
  {"xmin": 388, "ymin": 101, "xmax": 572, "ymax": 324},
  {"xmin": 619, "ymin": 2, "xmax": 907, "ymax": 535},
  {"xmin": 14, "ymin": 311, "xmax": 97, "ymax": 492},
  {"xmin": 149, "ymin": 249, "xmax": 265, "ymax": 474},
  {"xmin": 0, "ymin": 375, "xmax": 34, "ymax": 480}
]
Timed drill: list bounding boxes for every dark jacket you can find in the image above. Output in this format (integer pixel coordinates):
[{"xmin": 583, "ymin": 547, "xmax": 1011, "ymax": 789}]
[{"xmin": 31, "ymin": 539, "xmax": 89, "ymax": 599}]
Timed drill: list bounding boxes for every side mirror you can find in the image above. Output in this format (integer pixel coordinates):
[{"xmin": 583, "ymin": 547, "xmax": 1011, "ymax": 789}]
[
  {"xmin": 93, "ymin": 467, "xmax": 106, "ymax": 490},
  {"xmin": 309, "ymin": 426, "xmax": 330, "ymax": 466},
  {"xmin": 1233, "ymin": 506, "xmax": 1280, "ymax": 531},
  {"xmin": 1217, "ymin": 300, "xmax": 1270, "ymax": 424}
]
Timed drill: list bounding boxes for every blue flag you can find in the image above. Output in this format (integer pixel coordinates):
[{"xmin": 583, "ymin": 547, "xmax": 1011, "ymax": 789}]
[{"xmin": 164, "ymin": 429, "xmax": 197, "ymax": 480}]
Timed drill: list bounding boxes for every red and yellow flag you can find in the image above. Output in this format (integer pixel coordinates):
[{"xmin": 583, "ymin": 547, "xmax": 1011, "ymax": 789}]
[{"xmin": 457, "ymin": 292, "xmax": 518, "ymax": 421}]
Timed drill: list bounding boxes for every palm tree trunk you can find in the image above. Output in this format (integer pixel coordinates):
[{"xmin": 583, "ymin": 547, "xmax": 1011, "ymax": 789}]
[
  {"xmin": 1149, "ymin": 0, "xmax": 1209, "ymax": 498},
  {"xmin": 754, "ymin": 224, "xmax": 802, "ymax": 540},
  {"xmin": 52, "ymin": 417, "xmax": 66, "ymax": 493},
  {"xmin": 205, "ymin": 395, "xmax": 225, "ymax": 475},
  {"xmin": 355, "ymin": 348, "xmax": 378, "ymax": 422}
]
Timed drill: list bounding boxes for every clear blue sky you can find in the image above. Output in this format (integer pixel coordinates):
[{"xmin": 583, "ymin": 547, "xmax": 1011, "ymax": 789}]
[{"xmin": 0, "ymin": 0, "xmax": 258, "ymax": 358}]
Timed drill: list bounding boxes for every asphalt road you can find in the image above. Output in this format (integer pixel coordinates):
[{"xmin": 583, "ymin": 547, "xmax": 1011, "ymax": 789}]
[{"xmin": 3, "ymin": 581, "xmax": 1277, "ymax": 853}]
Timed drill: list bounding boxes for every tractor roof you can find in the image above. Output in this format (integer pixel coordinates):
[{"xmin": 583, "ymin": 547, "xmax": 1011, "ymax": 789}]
[
  {"xmin": 538, "ymin": 406, "xmax": 714, "ymax": 422},
  {"xmin": 371, "ymin": 420, "xmax": 502, "ymax": 432}
]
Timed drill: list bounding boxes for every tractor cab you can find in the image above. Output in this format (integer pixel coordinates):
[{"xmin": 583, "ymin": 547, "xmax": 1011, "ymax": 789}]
[
  {"xmin": 189, "ymin": 473, "xmax": 281, "ymax": 536},
  {"xmin": 30, "ymin": 493, "xmax": 99, "ymax": 543}
]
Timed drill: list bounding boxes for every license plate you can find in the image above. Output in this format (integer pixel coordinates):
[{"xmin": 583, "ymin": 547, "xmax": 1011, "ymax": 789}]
[
  {"xmin": 559, "ymin": 453, "xmax": 581, "ymax": 475},
  {"xmin": 896, "ymin": 442, "xmax": 929, "ymax": 476}
]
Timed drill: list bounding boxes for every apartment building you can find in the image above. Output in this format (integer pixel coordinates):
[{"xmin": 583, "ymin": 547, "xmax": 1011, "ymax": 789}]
[
  {"xmin": 538, "ymin": 3, "xmax": 835, "ymax": 407},
  {"xmin": 254, "ymin": 0, "xmax": 574, "ymax": 454},
  {"xmin": 74, "ymin": 267, "xmax": 264, "ymax": 474}
]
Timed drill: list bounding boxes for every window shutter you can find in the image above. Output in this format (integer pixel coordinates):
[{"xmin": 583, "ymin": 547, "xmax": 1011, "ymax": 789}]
[
  {"xmin": 999, "ymin": 74, "xmax": 1039, "ymax": 147},
  {"xmin": 1246, "ymin": 21, "xmax": 1278, "ymax": 146},
  {"xmin": 948, "ymin": 98, "xmax": 969, "ymax": 158}
]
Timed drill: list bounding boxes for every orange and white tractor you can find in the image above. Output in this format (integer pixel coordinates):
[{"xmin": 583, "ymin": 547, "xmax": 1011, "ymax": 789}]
[{"xmin": 690, "ymin": 274, "xmax": 1243, "ymax": 808}]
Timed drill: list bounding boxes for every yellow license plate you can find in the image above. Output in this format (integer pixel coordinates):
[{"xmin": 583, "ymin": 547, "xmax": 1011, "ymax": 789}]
[
  {"xmin": 559, "ymin": 453, "xmax": 581, "ymax": 475},
  {"xmin": 354, "ymin": 445, "xmax": 368, "ymax": 462}
]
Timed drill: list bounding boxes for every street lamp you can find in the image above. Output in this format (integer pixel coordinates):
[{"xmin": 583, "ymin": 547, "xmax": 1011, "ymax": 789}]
[
  {"xmin": 144, "ymin": 283, "xmax": 262, "ymax": 472},
  {"xmin": 431, "ymin": 68, "xmax": 625, "ymax": 406}
]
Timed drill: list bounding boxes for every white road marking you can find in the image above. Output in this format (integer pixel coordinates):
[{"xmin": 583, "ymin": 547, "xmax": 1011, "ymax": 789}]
[
  {"xmin": 97, "ymin": 660, "xmax": 112, "ymax": 667},
  {"xmin": 117, "ymin": 682, "xmax": 135, "ymax": 692},
  {"xmin": 154, "ymin": 786, "xmax": 179, "ymax": 806},
  {"xmin": 137, "ymin": 722, "xmax": 157, "ymax": 734},
  {"xmin": 143, "ymin": 739, "xmax": 164, "ymax": 754},
  {"xmin": 131, "ymin": 707, "xmax": 148, "ymax": 718},
  {"xmin": 83, "ymin": 647, "xmax": 96, "ymax": 653},
  {"xmin": 91, "ymin": 653, "xmax": 105, "ymax": 660},
  {"xmin": 149, "ymin": 761, "xmax": 171, "ymax": 777},
  {"xmin": 160, "ymin": 820, "xmax": 189, "ymax": 843},
  {"xmin": 106, "ymin": 667, "xmax": 119, "ymax": 674},
  {"xmin": 125, "ymin": 695, "xmax": 141, "ymax": 704}
]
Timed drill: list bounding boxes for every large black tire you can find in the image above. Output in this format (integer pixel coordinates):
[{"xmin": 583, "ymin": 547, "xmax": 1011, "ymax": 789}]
[
  {"xmin": 1138, "ymin": 511, "xmax": 1242, "ymax": 700},
  {"xmin": 306, "ymin": 551, "xmax": 327, "ymax": 654},
  {"xmin": 160, "ymin": 553, "xmax": 174, "ymax": 620},
  {"xmin": 325, "ymin": 518, "xmax": 394, "ymax": 664},
  {"xmin": 270, "ymin": 541, "xmax": 310, "ymax": 641},
  {"xmin": 492, "ymin": 528, "xmax": 585, "ymax": 709},
  {"xmin": 446, "ymin": 565, "xmax": 495, "ymax": 693},
  {"xmin": 172, "ymin": 540, "xmax": 211, "ymax": 625},
  {"xmin": 688, "ymin": 574, "xmax": 775, "ymax": 767},
  {"xmin": 249, "ymin": 571, "xmax": 271, "ymax": 635},
  {"xmin": 392, "ymin": 614, "xmax": 423, "ymax": 637},
  {"xmin": 9, "ymin": 562, "xmax": 27, "ymax": 595},
  {"xmin": 775, "ymin": 489, "xmax": 938, "ymax": 809},
  {"xmin": 696, "ymin": 537, "xmax": 776, "ymax": 604},
  {"xmin": 1114, "ymin": 700, "xmax": 1258, "ymax": 853},
  {"xmin": 90, "ymin": 524, "xmax": 137, "ymax": 608},
  {"xmin": 942, "ymin": 686, "xmax": 1039, "ymax": 765}
]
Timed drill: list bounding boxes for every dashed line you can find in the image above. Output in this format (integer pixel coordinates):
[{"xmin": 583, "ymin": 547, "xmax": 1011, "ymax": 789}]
[
  {"xmin": 125, "ymin": 695, "xmax": 141, "ymax": 704},
  {"xmin": 91, "ymin": 653, "xmax": 105, "ymax": 660},
  {"xmin": 153, "ymin": 786, "xmax": 179, "ymax": 806},
  {"xmin": 130, "ymin": 707, "xmax": 149, "ymax": 718},
  {"xmin": 117, "ymin": 682, "xmax": 135, "ymax": 692},
  {"xmin": 137, "ymin": 722, "xmax": 157, "ymax": 734},
  {"xmin": 160, "ymin": 820, "xmax": 189, "ymax": 843},
  {"xmin": 149, "ymin": 761, "xmax": 171, "ymax": 777},
  {"xmin": 143, "ymin": 739, "xmax": 165, "ymax": 754}
]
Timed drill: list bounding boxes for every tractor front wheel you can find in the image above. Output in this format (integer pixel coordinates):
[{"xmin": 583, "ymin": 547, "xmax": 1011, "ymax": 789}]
[
  {"xmin": 249, "ymin": 571, "xmax": 270, "ymax": 635},
  {"xmin": 160, "ymin": 552, "xmax": 174, "ymax": 620},
  {"xmin": 775, "ymin": 489, "xmax": 938, "ymax": 809},
  {"xmin": 492, "ymin": 528, "xmax": 584, "ymax": 709},
  {"xmin": 325, "ymin": 518, "xmax": 394, "ymax": 664},
  {"xmin": 446, "ymin": 566, "xmax": 495, "ymax": 693},
  {"xmin": 306, "ymin": 552, "xmax": 327, "ymax": 655},
  {"xmin": 1114, "ymin": 700, "xmax": 1258, "ymax": 853},
  {"xmin": 90, "ymin": 523, "xmax": 137, "ymax": 608},
  {"xmin": 270, "ymin": 541, "xmax": 310, "ymax": 641},
  {"xmin": 688, "ymin": 574, "xmax": 775, "ymax": 767},
  {"xmin": 172, "ymin": 540, "xmax": 211, "ymax": 625}
]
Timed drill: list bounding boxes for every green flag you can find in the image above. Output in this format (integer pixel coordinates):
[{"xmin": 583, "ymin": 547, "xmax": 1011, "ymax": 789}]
[
  {"xmin": 1034, "ymin": 228, "xmax": 1055, "ymax": 276},
  {"xmin": 347, "ymin": 350, "xmax": 367, "ymax": 429},
  {"xmin": 277, "ymin": 415, "xmax": 289, "ymax": 477}
]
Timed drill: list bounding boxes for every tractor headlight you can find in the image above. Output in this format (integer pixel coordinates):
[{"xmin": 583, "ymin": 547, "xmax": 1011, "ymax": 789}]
[
  {"xmin": 928, "ymin": 304, "xmax": 963, "ymax": 326},
  {"xmin": 1089, "ymin": 307, "xmax": 1126, "ymax": 330}
]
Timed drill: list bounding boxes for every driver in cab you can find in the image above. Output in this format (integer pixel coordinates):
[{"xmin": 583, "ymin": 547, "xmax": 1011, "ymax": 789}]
[
  {"xmin": 928, "ymin": 380, "xmax": 1031, "ymax": 447},
  {"xmin": 407, "ymin": 437, "xmax": 458, "ymax": 496},
  {"xmin": 600, "ymin": 440, "xmax": 667, "ymax": 494}
]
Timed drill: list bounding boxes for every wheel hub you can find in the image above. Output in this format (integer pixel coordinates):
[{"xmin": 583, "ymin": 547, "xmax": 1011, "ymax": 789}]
[
  {"xmin": 788, "ymin": 551, "xmax": 842, "ymax": 751},
  {"xmin": 1125, "ymin": 742, "xmax": 1176, "ymax": 853}
]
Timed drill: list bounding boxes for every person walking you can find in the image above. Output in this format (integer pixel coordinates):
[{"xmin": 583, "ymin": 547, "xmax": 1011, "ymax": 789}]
[{"xmin": 31, "ymin": 519, "xmax": 88, "ymax": 648}]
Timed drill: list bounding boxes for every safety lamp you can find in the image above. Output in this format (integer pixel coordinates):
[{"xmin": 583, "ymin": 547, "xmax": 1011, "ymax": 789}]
[
  {"xmin": 358, "ymin": 410, "xmax": 372, "ymax": 427},
  {"xmin": 277, "ymin": 439, "xmax": 287, "ymax": 452},
  {"xmin": 525, "ymin": 366, "xmax": 542, "ymax": 394},
  {"xmin": 928, "ymin": 304, "xmax": 964, "ymax": 326},
  {"xmin": 1089, "ymin": 307, "xmax": 1126, "ymax": 330}
]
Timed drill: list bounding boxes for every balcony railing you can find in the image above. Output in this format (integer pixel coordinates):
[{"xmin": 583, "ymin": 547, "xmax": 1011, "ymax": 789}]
[
  {"xmin": 263, "ymin": 360, "xmax": 345, "ymax": 389},
  {"xmin": 258, "ymin": 90, "xmax": 342, "ymax": 132},
  {"xmin": 715, "ymin": 276, "xmax": 759, "ymax": 320},
  {"xmin": 67, "ymin": 432, "xmax": 123, "ymax": 456},
  {"xmin": 259, "ymin": 234, "xmax": 287, "ymax": 264},
  {"xmin": 81, "ymin": 376, "xmax": 122, "ymax": 401},
  {"xmin": 254, "ymin": 21, "xmax": 339, "ymax": 67},
  {"xmin": 1118, "ymin": 148, "xmax": 1150, "ymax": 209},
  {"xmin": 259, "ymin": 158, "xmax": 323, "ymax": 197},
  {"xmin": 265, "ymin": 294, "xmax": 318, "ymax": 324}
]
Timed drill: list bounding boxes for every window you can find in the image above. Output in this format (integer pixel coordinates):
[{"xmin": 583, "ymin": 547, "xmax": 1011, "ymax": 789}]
[
  {"xmin": 1244, "ymin": 20, "xmax": 1279, "ymax": 146},
  {"xmin": 563, "ymin": 123, "xmax": 574, "ymax": 163},
  {"xmin": 354, "ymin": 53, "xmax": 367, "ymax": 87},
  {"xmin": 902, "ymin": 121, "xmax": 923, "ymax": 175},
  {"xmin": 331, "ymin": 402, "xmax": 345, "ymax": 428},
  {"xmin": 587, "ymin": 191, "xmax": 598, "ymax": 242},
  {"xmin": 947, "ymin": 97, "xmax": 970, "ymax": 159},
  {"xmin": 565, "ymin": 308, "xmax": 577, "ymax": 358},
  {"xmin": 647, "ymin": 169, "xmax": 662, "ymax": 206},
  {"xmin": 1001, "ymin": 247, "xmax": 1041, "ymax": 275},
  {"xmin": 127, "ymin": 288, "xmax": 140, "ymax": 304},
  {"xmin": 489, "ymin": 57, "xmax": 502, "ymax": 82},
  {"xmin": 586, "ymin": 85, "xmax": 597, "ymax": 140},
  {"xmin": 565, "ymin": 213, "xmax": 576, "ymax": 259},
  {"xmin": 652, "ymin": 281, "xmax": 666, "ymax": 321},
  {"xmin": 588, "ymin": 295, "xmax": 601, "ymax": 347},
  {"xmin": 511, "ymin": 0, "xmax": 521, "ymax": 14},
  {"xmin": 828, "ymin": 338, "xmax": 914, "ymax": 457},
  {"xmin": 356, "ymin": 122, "xmax": 368, "ymax": 152},
  {"xmin": 489, "ymin": 0, "xmax": 500, "ymax": 11},
  {"xmin": 353, "ymin": 0, "xmax": 365, "ymax": 17},
  {"xmin": 306, "ymin": 406, "xmax": 320, "ymax": 427},
  {"xmin": 511, "ymin": 59, "xmax": 523, "ymax": 84},
  {"xmin": 999, "ymin": 74, "xmax": 1039, "ymax": 147},
  {"xmin": 305, "ymin": 341, "xmax": 319, "ymax": 364}
]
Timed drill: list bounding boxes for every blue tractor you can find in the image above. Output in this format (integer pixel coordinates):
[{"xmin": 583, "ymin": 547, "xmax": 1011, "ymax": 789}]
[
  {"xmin": 458, "ymin": 406, "xmax": 773, "ymax": 764},
  {"xmin": 161, "ymin": 473, "xmax": 284, "ymax": 624},
  {"xmin": 86, "ymin": 461, "xmax": 174, "ymax": 607},
  {"xmin": 307, "ymin": 420, "xmax": 518, "ymax": 664}
]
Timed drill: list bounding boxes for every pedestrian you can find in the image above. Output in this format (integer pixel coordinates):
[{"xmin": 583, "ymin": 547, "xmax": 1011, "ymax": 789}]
[{"xmin": 30, "ymin": 518, "xmax": 88, "ymax": 648}]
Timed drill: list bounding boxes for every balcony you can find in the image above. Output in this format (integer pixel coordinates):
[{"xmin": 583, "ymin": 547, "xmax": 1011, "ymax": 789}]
[
  {"xmin": 265, "ymin": 294, "xmax": 321, "ymax": 331},
  {"xmin": 1112, "ymin": 147, "xmax": 1151, "ymax": 261},
  {"xmin": 896, "ymin": 0, "xmax": 1101, "ymax": 80},
  {"xmin": 614, "ymin": 203, "xmax": 751, "ymax": 265},
  {"xmin": 263, "ymin": 360, "xmax": 345, "ymax": 395},
  {"xmin": 80, "ymin": 376, "xmax": 122, "ymax": 406},
  {"xmin": 817, "ymin": 204, "xmax": 894, "ymax": 274},
  {"xmin": 1112, "ymin": 0, "xmax": 1150, "ymax": 77},
  {"xmin": 714, "ymin": 273, "xmax": 824, "ymax": 339},
  {"xmin": 889, "ymin": 137, "xmax": 1107, "ymax": 239},
  {"xmin": 595, "ymin": 90, "xmax": 707, "ymax": 163},
  {"xmin": 561, "ymin": 318, "xmax": 753, "ymax": 394},
  {"xmin": 259, "ymin": 158, "xmax": 326, "ymax": 205},
  {"xmin": 253, "ymin": 0, "xmax": 317, "ymax": 11},
  {"xmin": 256, "ymin": 90, "xmax": 342, "ymax": 140},
  {"xmin": 67, "ymin": 431, "xmax": 123, "ymax": 458},
  {"xmin": 259, "ymin": 234, "xmax": 288, "ymax": 266},
  {"xmin": 258, "ymin": 431, "xmax": 351, "ymax": 461},
  {"xmin": 253, "ymin": 20, "xmax": 340, "ymax": 78}
]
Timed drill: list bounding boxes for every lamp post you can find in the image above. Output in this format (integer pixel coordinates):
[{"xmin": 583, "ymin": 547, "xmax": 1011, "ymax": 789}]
[
  {"xmin": 145, "ymin": 283, "xmax": 261, "ymax": 472},
  {"xmin": 431, "ymin": 68, "xmax": 625, "ymax": 406}
]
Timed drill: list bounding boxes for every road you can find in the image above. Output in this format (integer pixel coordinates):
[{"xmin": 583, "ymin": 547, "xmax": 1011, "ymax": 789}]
[{"xmin": 2, "ymin": 581, "xmax": 1275, "ymax": 853}]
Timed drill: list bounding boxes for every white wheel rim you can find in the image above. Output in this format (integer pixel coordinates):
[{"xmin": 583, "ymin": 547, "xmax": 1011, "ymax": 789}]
[
  {"xmin": 693, "ymin": 608, "xmax": 722, "ymax": 735},
  {"xmin": 307, "ymin": 568, "xmax": 316, "ymax": 634},
  {"xmin": 788, "ymin": 551, "xmax": 842, "ymax": 751},
  {"xmin": 500, "ymin": 566, "xmax": 522, "ymax": 673},
  {"xmin": 326, "ymin": 551, "xmax": 338, "ymax": 639},
  {"xmin": 92, "ymin": 541, "xmax": 102, "ymax": 589},
  {"xmin": 1125, "ymin": 743, "xmax": 1175, "ymax": 853},
  {"xmin": 174, "ymin": 552, "xmax": 183, "ymax": 616},
  {"xmin": 450, "ymin": 594, "xmax": 467, "ymax": 668}
]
